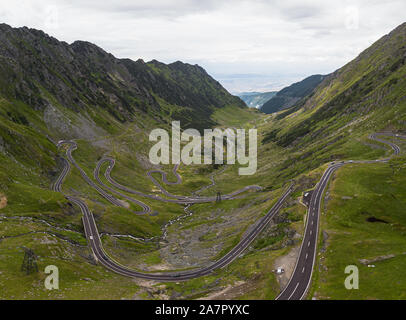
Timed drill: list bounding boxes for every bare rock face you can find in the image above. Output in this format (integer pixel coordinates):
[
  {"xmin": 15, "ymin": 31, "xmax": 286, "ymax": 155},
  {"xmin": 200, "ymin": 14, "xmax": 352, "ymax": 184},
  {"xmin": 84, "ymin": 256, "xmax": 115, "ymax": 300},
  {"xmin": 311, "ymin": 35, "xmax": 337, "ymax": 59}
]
[{"xmin": 43, "ymin": 104, "xmax": 106, "ymax": 140}]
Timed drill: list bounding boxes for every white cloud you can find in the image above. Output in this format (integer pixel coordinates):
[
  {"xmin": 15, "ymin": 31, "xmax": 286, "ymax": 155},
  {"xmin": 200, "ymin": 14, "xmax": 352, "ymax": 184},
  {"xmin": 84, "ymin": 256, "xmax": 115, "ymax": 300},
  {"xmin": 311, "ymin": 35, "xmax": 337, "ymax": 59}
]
[{"xmin": 0, "ymin": 0, "xmax": 405, "ymax": 92}]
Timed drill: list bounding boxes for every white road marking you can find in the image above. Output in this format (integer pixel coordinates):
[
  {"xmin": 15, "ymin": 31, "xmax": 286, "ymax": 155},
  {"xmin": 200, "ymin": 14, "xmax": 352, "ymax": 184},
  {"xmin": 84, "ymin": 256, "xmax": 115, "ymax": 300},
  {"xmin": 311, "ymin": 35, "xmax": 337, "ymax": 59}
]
[
  {"xmin": 308, "ymin": 241, "xmax": 311, "ymax": 247},
  {"xmin": 305, "ymin": 253, "xmax": 308, "ymax": 260},
  {"xmin": 288, "ymin": 282, "xmax": 300, "ymax": 300},
  {"xmin": 302, "ymin": 267, "xmax": 305, "ymax": 273}
]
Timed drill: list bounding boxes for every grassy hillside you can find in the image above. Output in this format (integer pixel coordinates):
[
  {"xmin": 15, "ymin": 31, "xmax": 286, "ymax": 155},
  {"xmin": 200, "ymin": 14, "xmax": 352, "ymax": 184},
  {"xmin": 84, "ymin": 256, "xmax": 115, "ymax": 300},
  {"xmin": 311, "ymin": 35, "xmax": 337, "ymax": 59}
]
[
  {"xmin": 312, "ymin": 152, "xmax": 406, "ymax": 299},
  {"xmin": 263, "ymin": 23, "xmax": 406, "ymax": 148},
  {"xmin": 258, "ymin": 22, "xmax": 406, "ymax": 299},
  {"xmin": 260, "ymin": 75, "xmax": 325, "ymax": 114},
  {"xmin": 1, "ymin": 21, "xmax": 406, "ymax": 300}
]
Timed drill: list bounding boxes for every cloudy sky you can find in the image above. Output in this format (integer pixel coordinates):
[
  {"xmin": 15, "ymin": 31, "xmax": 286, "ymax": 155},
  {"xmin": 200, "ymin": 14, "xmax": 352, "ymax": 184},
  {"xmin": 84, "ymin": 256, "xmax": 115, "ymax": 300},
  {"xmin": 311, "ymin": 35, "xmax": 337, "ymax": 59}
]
[{"xmin": 1, "ymin": 0, "xmax": 405, "ymax": 93}]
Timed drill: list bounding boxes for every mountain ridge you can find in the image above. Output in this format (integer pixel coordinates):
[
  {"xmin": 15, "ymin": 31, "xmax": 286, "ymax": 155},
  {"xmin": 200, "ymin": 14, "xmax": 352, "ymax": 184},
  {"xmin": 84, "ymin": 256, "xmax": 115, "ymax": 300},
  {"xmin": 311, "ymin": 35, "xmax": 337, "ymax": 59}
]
[
  {"xmin": 0, "ymin": 23, "xmax": 246, "ymax": 132},
  {"xmin": 260, "ymin": 74, "xmax": 325, "ymax": 114},
  {"xmin": 0, "ymin": 22, "xmax": 253, "ymax": 204},
  {"xmin": 262, "ymin": 22, "xmax": 406, "ymax": 148}
]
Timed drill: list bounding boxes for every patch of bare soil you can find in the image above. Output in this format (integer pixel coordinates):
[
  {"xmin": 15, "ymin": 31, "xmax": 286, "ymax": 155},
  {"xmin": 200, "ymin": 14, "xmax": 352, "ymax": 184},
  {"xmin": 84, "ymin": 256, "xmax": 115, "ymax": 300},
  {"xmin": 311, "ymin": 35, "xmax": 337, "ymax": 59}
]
[
  {"xmin": 273, "ymin": 245, "xmax": 300, "ymax": 290},
  {"xmin": 131, "ymin": 279, "xmax": 170, "ymax": 300},
  {"xmin": 198, "ymin": 281, "xmax": 255, "ymax": 300},
  {"xmin": 117, "ymin": 199, "xmax": 130, "ymax": 208},
  {"xmin": 0, "ymin": 194, "xmax": 7, "ymax": 209},
  {"xmin": 138, "ymin": 262, "xmax": 172, "ymax": 272},
  {"xmin": 160, "ymin": 204, "xmax": 257, "ymax": 268}
]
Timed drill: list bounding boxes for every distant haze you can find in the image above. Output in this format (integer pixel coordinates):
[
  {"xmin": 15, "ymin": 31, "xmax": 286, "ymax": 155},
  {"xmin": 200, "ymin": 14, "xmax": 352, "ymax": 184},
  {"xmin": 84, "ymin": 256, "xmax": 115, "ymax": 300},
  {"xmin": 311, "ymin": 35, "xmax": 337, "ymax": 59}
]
[
  {"xmin": 214, "ymin": 73, "xmax": 307, "ymax": 94},
  {"xmin": 1, "ymin": 0, "xmax": 405, "ymax": 92}
]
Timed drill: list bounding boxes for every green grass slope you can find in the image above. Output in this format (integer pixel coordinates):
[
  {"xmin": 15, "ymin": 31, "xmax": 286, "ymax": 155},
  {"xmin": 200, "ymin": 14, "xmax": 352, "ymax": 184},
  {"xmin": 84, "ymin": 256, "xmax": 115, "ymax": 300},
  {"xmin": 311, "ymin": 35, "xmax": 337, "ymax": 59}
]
[{"xmin": 1, "ymin": 21, "xmax": 406, "ymax": 300}]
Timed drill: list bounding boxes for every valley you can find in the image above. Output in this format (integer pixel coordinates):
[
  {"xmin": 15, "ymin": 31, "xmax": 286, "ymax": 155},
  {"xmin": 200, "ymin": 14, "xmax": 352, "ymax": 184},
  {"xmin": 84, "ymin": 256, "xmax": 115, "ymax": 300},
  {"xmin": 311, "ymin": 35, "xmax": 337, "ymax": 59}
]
[{"xmin": 0, "ymin": 21, "xmax": 406, "ymax": 301}]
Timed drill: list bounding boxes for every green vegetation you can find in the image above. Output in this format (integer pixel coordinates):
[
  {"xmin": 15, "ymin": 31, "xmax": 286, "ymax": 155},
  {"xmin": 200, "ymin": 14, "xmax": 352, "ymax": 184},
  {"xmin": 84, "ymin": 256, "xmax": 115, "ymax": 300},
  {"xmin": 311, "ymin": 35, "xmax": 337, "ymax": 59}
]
[
  {"xmin": 260, "ymin": 75, "xmax": 325, "ymax": 114},
  {"xmin": 311, "ymin": 162, "xmax": 406, "ymax": 299},
  {"xmin": 1, "ymin": 22, "xmax": 406, "ymax": 300},
  {"xmin": 0, "ymin": 219, "xmax": 140, "ymax": 299}
]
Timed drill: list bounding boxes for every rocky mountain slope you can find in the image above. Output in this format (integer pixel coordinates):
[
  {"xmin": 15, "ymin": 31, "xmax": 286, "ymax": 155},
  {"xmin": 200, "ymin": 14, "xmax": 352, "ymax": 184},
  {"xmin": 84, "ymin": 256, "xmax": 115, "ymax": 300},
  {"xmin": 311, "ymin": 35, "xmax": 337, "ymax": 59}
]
[
  {"xmin": 0, "ymin": 24, "xmax": 270, "ymax": 301},
  {"xmin": 0, "ymin": 23, "xmax": 245, "ymax": 134},
  {"xmin": 0, "ymin": 23, "xmax": 251, "ymax": 191},
  {"xmin": 260, "ymin": 74, "xmax": 325, "ymax": 114}
]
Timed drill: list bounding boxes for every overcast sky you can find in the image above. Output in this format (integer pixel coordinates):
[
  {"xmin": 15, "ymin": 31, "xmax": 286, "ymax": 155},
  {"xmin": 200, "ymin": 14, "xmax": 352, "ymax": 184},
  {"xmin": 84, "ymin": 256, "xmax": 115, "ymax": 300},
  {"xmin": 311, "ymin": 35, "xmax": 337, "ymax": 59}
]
[{"xmin": 0, "ymin": 0, "xmax": 405, "ymax": 93}]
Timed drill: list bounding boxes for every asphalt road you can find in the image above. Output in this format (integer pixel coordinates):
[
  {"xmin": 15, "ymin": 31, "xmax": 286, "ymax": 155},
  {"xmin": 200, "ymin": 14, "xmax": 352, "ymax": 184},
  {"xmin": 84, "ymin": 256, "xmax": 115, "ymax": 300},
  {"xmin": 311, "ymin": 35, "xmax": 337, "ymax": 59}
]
[
  {"xmin": 52, "ymin": 157, "xmax": 70, "ymax": 193},
  {"xmin": 54, "ymin": 140, "xmax": 287, "ymax": 281},
  {"xmin": 54, "ymin": 133, "xmax": 404, "ymax": 286},
  {"xmin": 53, "ymin": 148, "xmax": 293, "ymax": 280},
  {"xmin": 276, "ymin": 133, "xmax": 404, "ymax": 300},
  {"xmin": 59, "ymin": 141, "xmax": 132, "ymax": 210},
  {"xmin": 81, "ymin": 185, "xmax": 293, "ymax": 281},
  {"xmin": 95, "ymin": 157, "xmax": 262, "ymax": 205}
]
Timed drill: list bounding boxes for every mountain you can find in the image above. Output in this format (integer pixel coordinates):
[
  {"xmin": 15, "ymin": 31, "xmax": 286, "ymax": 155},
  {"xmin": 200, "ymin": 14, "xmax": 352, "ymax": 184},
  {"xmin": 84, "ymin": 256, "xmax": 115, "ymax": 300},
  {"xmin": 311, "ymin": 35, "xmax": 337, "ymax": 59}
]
[
  {"xmin": 237, "ymin": 91, "xmax": 277, "ymax": 109},
  {"xmin": 0, "ymin": 22, "xmax": 252, "ymax": 212},
  {"xmin": 0, "ymin": 23, "xmax": 245, "ymax": 134},
  {"xmin": 260, "ymin": 74, "xmax": 325, "ymax": 114},
  {"xmin": 263, "ymin": 22, "xmax": 406, "ymax": 148},
  {"xmin": 2, "ymin": 20, "xmax": 406, "ymax": 300},
  {"xmin": 259, "ymin": 22, "xmax": 406, "ymax": 300},
  {"xmin": 0, "ymin": 24, "xmax": 262, "ymax": 300}
]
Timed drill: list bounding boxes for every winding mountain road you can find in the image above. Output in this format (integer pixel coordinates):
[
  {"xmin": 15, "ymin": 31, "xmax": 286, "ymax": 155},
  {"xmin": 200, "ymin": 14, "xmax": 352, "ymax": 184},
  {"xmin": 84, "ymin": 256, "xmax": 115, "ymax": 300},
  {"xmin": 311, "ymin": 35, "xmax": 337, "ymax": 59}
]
[
  {"xmin": 78, "ymin": 184, "xmax": 293, "ymax": 281},
  {"xmin": 96, "ymin": 158, "xmax": 262, "ymax": 205},
  {"xmin": 53, "ymin": 133, "xmax": 404, "ymax": 287},
  {"xmin": 276, "ymin": 132, "xmax": 404, "ymax": 300},
  {"xmin": 53, "ymin": 140, "xmax": 285, "ymax": 281}
]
